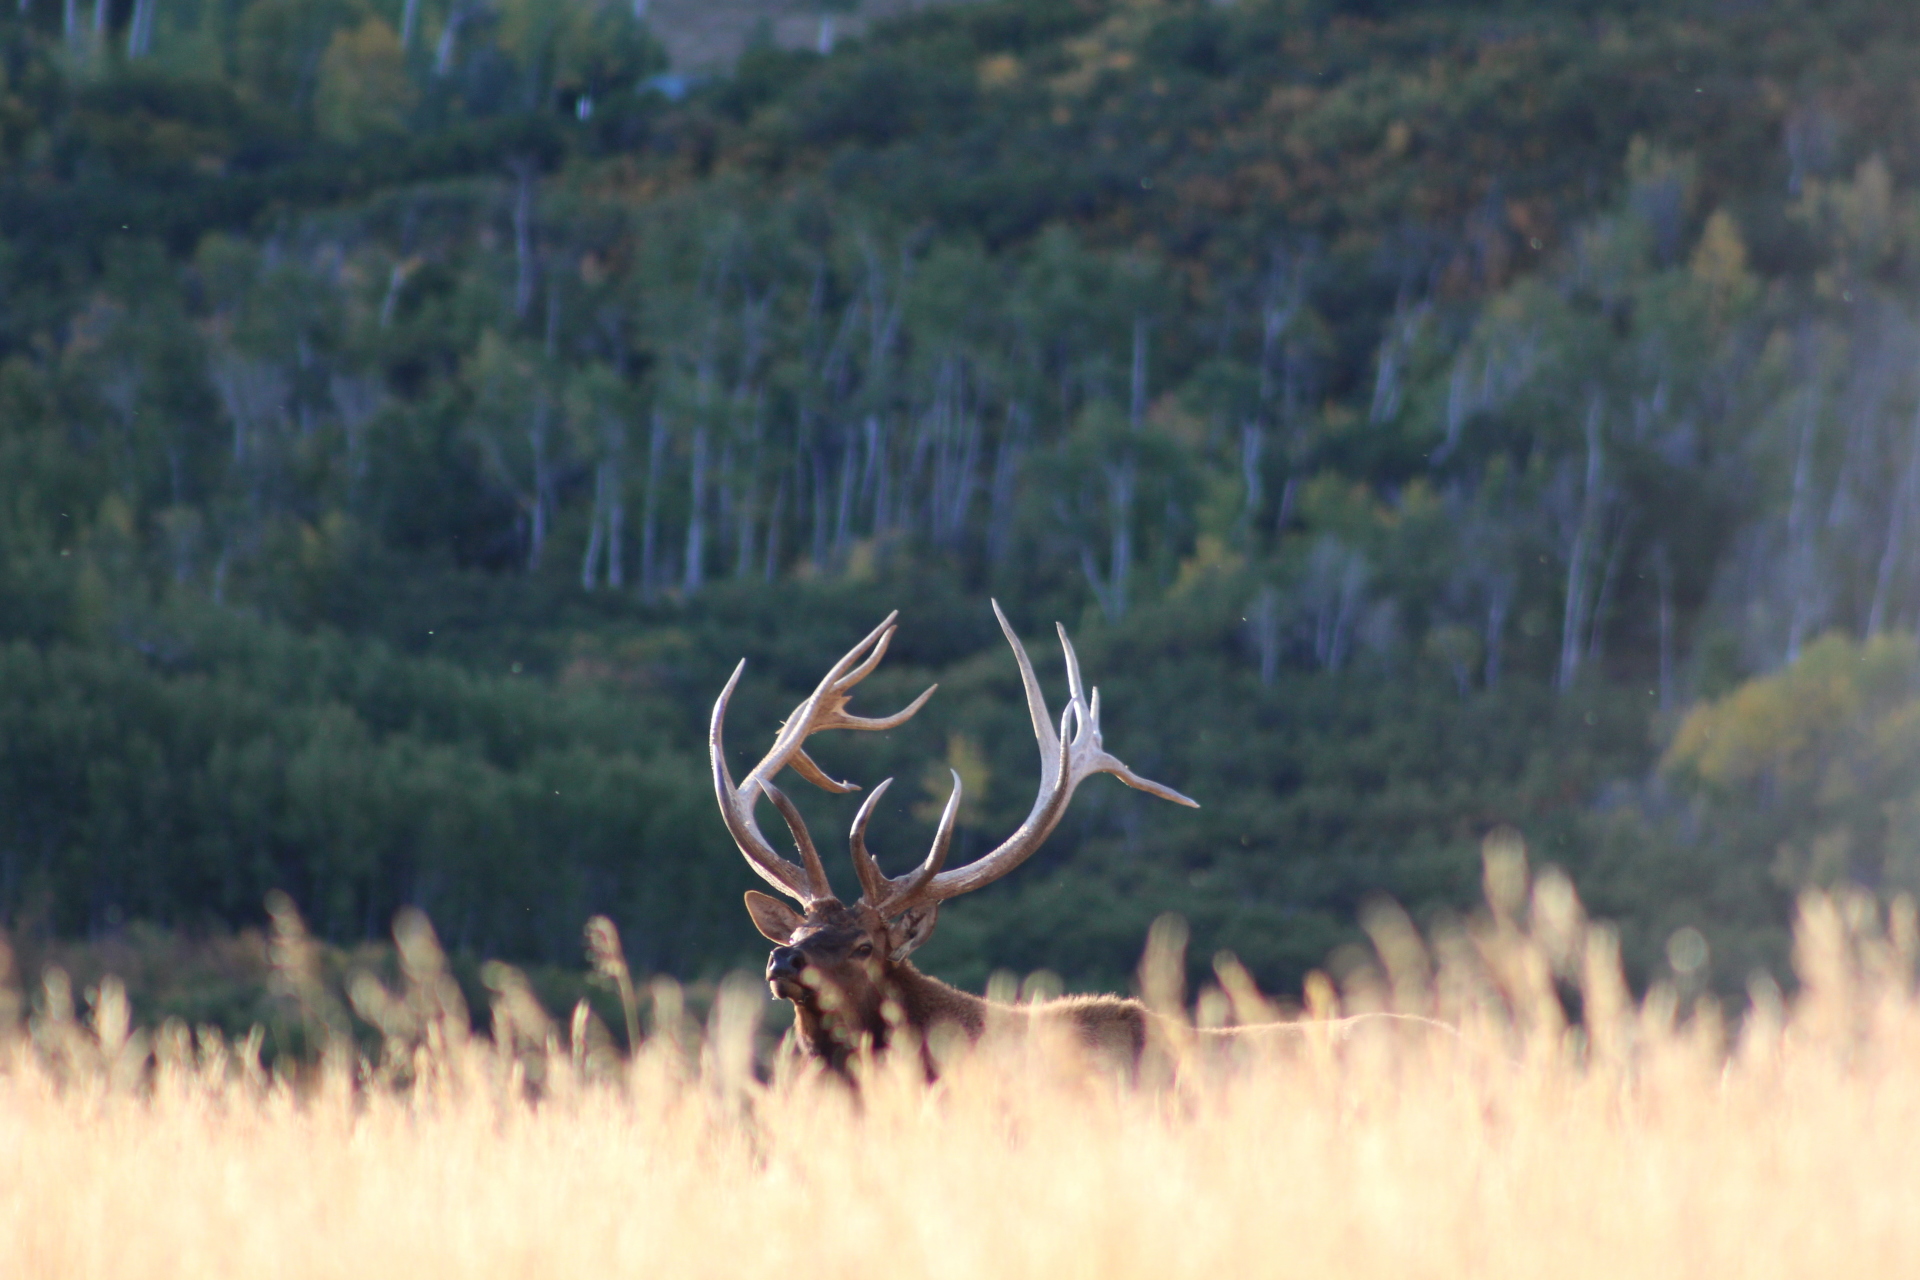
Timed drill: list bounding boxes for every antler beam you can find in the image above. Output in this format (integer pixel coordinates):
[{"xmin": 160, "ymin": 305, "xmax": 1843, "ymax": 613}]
[
  {"xmin": 712, "ymin": 605, "xmax": 1197, "ymax": 923},
  {"xmin": 851, "ymin": 601, "xmax": 1198, "ymax": 922},
  {"xmin": 710, "ymin": 611, "xmax": 936, "ymax": 904}
]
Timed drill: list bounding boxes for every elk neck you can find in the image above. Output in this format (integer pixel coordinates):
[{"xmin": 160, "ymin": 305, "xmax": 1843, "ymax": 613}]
[
  {"xmin": 787, "ymin": 963, "xmax": 1173, "ymax": 1078},
  {"xmin": 788, "ymin": 959, "xmax": 989, "ymax": 1078}
]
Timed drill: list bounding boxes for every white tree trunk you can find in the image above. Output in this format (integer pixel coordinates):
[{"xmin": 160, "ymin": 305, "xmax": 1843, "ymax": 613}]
[
  {"xmin": 1653, "ymin": 544, "xmax": 1675, "ymax": 710},
  {"xmin": 683, "ymin": 426, "xmax": 707, "ymax": 593},
  {"xmin": 1131, "ymin": 316, "xmax": 1149, "ymax": 430},
  {"xmin": 510, "ymin": 160, "xmax": 538, "ymax": 322},
  {"xmin": 863, "ymin": 415, "xmax": 890, "ymax": 537},
  {"xmin": 763, "ymin": 478, "xmax": 785, "ymax": 581},
  {"xmin": 584, "ymin": 439, "xmax": 624, "ymax": 591},
  {"xmin": 1081, "ymin": 458, "xmax": 1135, "ymax": 622},
  {"xmin": 581, "ymin": 467, "xmax": 606, "ymax": 590},
  {"xmin": 1556, "ymin": 396, "xmax": 1606, "ymax": 692},
  {"xmin": 1483, "ymin": 572, "xmax": 1512, "ymax": 688},
  {"xmin": 1240, "ymin": 421, "xmax": 1263, "ymax": 528},
  {"xmin": 605, "ymin": 465, "xmax": 625, "ymax": 589},
  {"xmin": 732, "ymin": 471, "xmax": 756, "ymax": 579},
  {"xmin": 833, "ymin": 431, "xmax": 856, "ymax": 559},
  {"xmin": 1783, "ymin": 388, "xmax": 1822, "ymax": 661},
  {"xmin": 126, "ymin": 0, "xmax": 156, "ymax": 56},
  {"xmin": 1867, "ymin": 403, "xmax": 1920, "ymax": 635},
  {"xmin": 1586, "ymin": 517, "xmax": 1630, "ymax": 664},
  {"xmin": 434, "ymin": 2, "xmax": 465, "ymax": 74},
  {"xmin": 1250, "ymin": 586, "xmax": 1283, "ymax": 685},
  {"xmin": 640, "ymin": 411, "xmax": 665, "ymax": 598},
  {"xmin": 526, "ymin": 392, "xmax": 552, "ymax": 572},
  {"xmin": 986, "ymin": 405, "xmax": 1026, "ymax": 567}
]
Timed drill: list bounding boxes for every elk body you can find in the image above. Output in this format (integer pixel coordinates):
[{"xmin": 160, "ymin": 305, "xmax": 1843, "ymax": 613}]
[{"xmin": 711, "ymin": 603, "xmax": 1199, "ymax": 1076}]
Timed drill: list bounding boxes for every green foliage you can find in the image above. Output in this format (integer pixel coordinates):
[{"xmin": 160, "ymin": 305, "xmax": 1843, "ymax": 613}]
[
  {"xmin": 314, "ymin": 18, "xmax": 415, "ymax": 143},
  {"xmin": 5, "ymin": 0, "xmax": 1920, "ymax": 1003},
  {"xmin": 1666, "ymin": 634, "xmax": 1920, "ymax": 896},
  {"xmin": 237, "ymin": 0, "xmax": 372, "ymax": 109},
  {"xmin": 0, "ymin": 600, "xmax": 731, "ymax": 967}
]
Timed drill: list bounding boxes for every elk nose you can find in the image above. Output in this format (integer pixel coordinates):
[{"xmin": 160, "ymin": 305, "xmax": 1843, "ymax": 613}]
[{"xmin": 768, "ymin": 946, "xmax": 808, "ymax": 980}]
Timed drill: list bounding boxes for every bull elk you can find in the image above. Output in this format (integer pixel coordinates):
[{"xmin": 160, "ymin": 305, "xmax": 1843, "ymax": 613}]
[{"xmin": 710, "ymin": 603, "xmax": 1200, "ymax": 1076}]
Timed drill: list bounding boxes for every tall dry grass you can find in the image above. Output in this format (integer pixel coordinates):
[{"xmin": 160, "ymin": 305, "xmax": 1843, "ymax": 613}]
[{"xmin": 3, "ymin": 843, "xmax": 1919, "ymax": 1279}]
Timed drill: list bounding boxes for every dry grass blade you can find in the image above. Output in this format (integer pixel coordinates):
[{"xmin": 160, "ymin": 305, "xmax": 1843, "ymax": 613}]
[
  {"xmin": 584, "ymin": 915, "xmax": 639, "ymax": 1054},
  {"xmin": 6, "ymin": 876, "xmax": 1920, "ymax": 1279}
]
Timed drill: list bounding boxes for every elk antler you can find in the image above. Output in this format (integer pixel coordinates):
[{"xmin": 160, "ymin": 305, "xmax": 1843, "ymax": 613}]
[
  {"xmin": 851, "ymin": 601, "xmax": 1198, "ymax": 924},
  {"xmin": 710, "ymin": 611, "xmax": 936, "ymax": 905}
]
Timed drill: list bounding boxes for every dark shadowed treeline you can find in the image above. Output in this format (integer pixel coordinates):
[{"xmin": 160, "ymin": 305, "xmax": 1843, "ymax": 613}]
[{"xmin": 5, "ymin": 0, "xmax": 1920, "ymax": 994}]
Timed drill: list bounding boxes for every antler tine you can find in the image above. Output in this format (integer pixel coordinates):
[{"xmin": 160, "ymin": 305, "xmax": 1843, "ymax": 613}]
[
  {"xmin": 787, "ymin": 678, "xmax": 936, "ymax": 794},
  {"xmin": 866, "ymin": 691, "xmax": 1074, "ymax": 920},
  {"xmin": 770, "ymin": 614, "xmax": 895, "ymax": 789},
  {"xmin": 993, "ymin": 599, "xmax": 1062, "ymax": 772},
  {"xmin": 872, "ymin": 611, "xmax": 1196, "ymax": 916},
  {"xmin": 863, "ymin": 770, "xmax": 964, "ymax": 918},
  {"xmin": 759, "ymin": 780, "xmax": 832, "ymax": 902},
  {"xmin": 1082, "ymin": 744, "xmax": 1199, "ymax": 807},
  {"xmin": 711, "ymin": 613, "xmax": 938, "ymax": 905},
  {"xmin": 1057, "ymin": 621, "xmax": 1087, "ymax": 707},
  {"xmin": 710, "ymin": 661, "xmax": 820, "ymax": 902},
  {"xmin": 833, "ymin": 615, "xmax": 899, "ymax": 691},
  {"xmin": 825, "ymin": 610, "xmax": 900, "ymax": 687},
  {"xmin": 827, "ymin": 683, "xmax": 938, "ymax": 734},
  {"xmin": 1064, "ymin": 671, "xmax": 1197, "ymax": 809},
  {"xmin": 848, "ymin": 778, "xmax": 896, "ymax": 905},
  {"xmin": 783, "ymin": 620, "xmax": 938, "ymax": 790}
]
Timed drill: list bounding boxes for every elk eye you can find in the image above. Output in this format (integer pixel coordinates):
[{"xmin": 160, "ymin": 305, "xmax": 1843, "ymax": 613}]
[{"xmin": 854, "ymin": 942, "xmax": 874, "ymax": 958}]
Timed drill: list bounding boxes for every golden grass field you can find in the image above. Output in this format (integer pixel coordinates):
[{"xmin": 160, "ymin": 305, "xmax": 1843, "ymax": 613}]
[{"xmin": 3, "ymin": 845, "xmax": 1918, "ymax": 1280}]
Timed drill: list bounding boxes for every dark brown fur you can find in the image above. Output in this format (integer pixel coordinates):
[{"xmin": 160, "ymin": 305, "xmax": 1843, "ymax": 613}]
[
  {"xmin": 748, "ymin": 893, "xmax": 1150, "ymax": 1076},
  {"xmin": 746, "ymin": 892, "xmax": 1454, "ymax": 1078},
  {"xmin": 721, "ymin": 607, "xmax": 1209, "ymax": 1078}
]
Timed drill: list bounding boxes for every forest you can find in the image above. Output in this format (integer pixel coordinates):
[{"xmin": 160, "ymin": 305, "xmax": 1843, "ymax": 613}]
[{"xmin": 4, "ymin": 0, "xmax": 1920, "ymax": 1023}]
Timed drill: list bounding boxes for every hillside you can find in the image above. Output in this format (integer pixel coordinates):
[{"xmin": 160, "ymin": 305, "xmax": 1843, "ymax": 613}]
[
  {"xmin": 644, "ymin": 0, "xmax": 952, "ymax": 72},
  {"xmin": 4, "ymin": 0, "xmax": 1920, "ymax": 1013}
]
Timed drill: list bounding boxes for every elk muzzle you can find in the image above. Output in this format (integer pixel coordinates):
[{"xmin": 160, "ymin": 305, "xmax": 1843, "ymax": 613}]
[{"xmin": 767, "ymin": 945, "xmax": 811, "ymax": 1001}]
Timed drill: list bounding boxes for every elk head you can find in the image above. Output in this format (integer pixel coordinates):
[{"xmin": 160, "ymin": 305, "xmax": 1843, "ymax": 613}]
[{"xmin": 710, "ymin": 603, "xmax": 1197, "ymax": 1068}]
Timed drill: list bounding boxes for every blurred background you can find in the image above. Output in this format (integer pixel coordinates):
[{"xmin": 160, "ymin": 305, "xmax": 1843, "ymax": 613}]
[{"xmin": 0, "ymin": 0, "xmax": 1914, "ymax": 1036}]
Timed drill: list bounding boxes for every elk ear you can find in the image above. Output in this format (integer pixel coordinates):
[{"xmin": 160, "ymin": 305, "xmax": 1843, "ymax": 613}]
[
  {"xmin": 744, "ymin": 891, "xmax": 805, "ymax": 944},
  {"xmin": 888, "ymin": 903, "xmax": 940, "ymax": 961}
]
